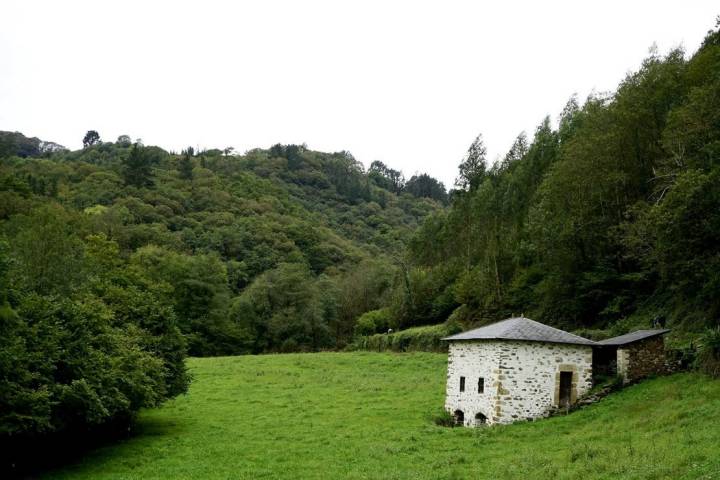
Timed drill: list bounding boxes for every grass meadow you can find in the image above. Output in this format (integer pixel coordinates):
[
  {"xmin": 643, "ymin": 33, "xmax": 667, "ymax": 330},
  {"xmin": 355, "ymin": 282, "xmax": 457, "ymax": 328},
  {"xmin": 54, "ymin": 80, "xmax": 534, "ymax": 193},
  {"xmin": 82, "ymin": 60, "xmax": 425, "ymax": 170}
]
[{"xmin": 46, "ymin": 352, "xmax": 720, "ymax": 479}]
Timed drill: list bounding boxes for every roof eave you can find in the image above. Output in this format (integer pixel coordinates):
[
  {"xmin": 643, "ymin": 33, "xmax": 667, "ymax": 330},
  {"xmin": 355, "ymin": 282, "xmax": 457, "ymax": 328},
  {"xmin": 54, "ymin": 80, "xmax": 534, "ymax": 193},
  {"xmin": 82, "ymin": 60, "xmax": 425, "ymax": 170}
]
[
  {"xmin": 442, "ymin": 337, "xmax": 595, "ymax": 347},
  {"xmin": 595, "ymin": 329, "xmax": 671, "ymax": 346}
]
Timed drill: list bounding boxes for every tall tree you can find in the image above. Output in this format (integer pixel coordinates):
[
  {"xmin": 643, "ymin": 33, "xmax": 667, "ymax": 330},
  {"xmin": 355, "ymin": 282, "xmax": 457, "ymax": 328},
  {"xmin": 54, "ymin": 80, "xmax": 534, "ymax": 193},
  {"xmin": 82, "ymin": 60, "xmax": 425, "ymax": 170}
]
[
  {"xmin": 456, "ymin": 133, "xmax": 487, "ymax": 191},
  {"xmin": 122, "ymin": 143, "xmax": 154, "ymax": 187},
  {"xmin": 82, "ymin": 130, "xmax": 100, "ymax": 148},
  {"xmin": 179, "ymin": 152, "xmax": 194, "ymax": 181}
]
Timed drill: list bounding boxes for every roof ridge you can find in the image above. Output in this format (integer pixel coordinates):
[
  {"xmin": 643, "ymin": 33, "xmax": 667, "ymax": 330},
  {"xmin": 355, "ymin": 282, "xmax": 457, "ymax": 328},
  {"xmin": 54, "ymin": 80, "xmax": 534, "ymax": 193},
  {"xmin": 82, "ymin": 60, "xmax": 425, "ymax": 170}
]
[{"xmin": 443, "ymin": 317, "xmax": 595, "ymax": 346}]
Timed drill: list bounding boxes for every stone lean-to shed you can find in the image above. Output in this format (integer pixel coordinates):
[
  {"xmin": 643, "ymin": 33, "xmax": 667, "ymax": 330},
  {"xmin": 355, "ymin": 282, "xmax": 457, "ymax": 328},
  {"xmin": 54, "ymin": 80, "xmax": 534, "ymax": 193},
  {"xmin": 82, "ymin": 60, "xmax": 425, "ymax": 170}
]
[
  {"xmin": 443, "ymin": 317, "xmax": 594, "ymax": 427},
  {"xmin": 593, "ymin": 329, "xmax": 670, "ymax": 383}
]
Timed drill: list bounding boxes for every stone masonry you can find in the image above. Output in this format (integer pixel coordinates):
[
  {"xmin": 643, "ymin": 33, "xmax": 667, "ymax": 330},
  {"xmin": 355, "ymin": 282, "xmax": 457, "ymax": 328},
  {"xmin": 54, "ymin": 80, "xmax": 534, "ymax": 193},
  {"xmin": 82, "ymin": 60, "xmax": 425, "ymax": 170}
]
[
  {"xmin": 445, "ymin": 340, "xmax": 593, "ymax": 426},
  {"xmin": 617, "ymin": 336, "xmax": 666, "ymax": 383}
]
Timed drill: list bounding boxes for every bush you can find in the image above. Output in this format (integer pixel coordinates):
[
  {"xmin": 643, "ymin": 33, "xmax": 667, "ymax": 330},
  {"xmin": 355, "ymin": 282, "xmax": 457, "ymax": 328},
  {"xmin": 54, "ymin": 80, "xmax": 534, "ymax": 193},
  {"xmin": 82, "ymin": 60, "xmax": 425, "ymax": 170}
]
[
  {"xmin": 0, "ymin": 234, "xmax": 189, "ymax": 474},
  {"xmin": 0, "ymin": 294, "xmax": 169, "ymax": 438},
  {"xmin": 351, "ymin": 322, "xmax": 462, "ymax": 352},
  {"xmin": 696, "ymin": 327, "xmax": 720, "ymax": 378},
  {"xmin": 354, "ymin": 308, "xmax": 391, "ymax": 336},
  {"xmin": 666, "ymin": 343, "xmax": 697, "ymax": 371}
]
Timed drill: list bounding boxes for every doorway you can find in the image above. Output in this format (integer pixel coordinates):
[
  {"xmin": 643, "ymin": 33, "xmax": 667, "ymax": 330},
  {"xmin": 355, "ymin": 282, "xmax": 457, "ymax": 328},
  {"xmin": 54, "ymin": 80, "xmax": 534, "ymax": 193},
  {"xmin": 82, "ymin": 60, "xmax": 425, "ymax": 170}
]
[
  {"xmin": 559, "ymin": 371, "xmax": 573, "ymax": 407},
  {"xmin": 453, "ymin": 410, "xmax": 464, "ymax": 426}
]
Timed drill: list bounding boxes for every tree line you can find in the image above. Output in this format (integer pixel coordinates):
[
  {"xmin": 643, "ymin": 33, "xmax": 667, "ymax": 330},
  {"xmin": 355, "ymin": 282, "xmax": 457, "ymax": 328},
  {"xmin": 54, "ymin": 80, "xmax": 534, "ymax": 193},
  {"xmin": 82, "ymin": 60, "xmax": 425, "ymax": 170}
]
[
  {"xmin": 1, "ymin": 128, "xmax": 447, "ymax": 469},
  {"xmin": 383, "ymin": 21, "xmax": 720, "ymax": 339}
]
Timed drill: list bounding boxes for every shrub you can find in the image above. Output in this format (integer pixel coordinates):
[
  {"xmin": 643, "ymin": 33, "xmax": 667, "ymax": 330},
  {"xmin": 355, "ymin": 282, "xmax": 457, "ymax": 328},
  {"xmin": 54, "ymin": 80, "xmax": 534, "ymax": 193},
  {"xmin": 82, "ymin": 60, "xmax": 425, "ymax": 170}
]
[
  {"xmin": 430, "ymin": 409, "xmax": 456, "ymax": 427},
  {"xmin": 696, "ymin": 327, "xmax": 720, "ymax": 378},
  {"xmin": 0, "ymin": 294, "xmax": 168, "ymax": 437},
  {"xmin": 351, "ymin": 322, "xmax": 462, "ymax": 352},
  {"xmin": 354, "ymin": 308, "xmax": 391, "ymax": 336}
]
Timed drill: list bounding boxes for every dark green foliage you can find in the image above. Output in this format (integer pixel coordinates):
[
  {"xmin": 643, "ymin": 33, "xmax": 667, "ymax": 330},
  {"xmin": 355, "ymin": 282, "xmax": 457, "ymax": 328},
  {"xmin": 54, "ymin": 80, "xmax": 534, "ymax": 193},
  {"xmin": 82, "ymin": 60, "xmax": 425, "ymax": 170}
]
[
  {"xmin": 393, "ymin": 22, "xmax": 720, "ymax": 336},
  {"xmin": 369, "ymin": 160, "xmax": 404, "ymax": 193},
  {"xmin": 82, "ymin": 130, "xmax": 100, "ymax": 148},
  {"xmin": 2, "ymin": 293, "xmax": 166, "ymax": 435},
  {"xmin": 230, "ymin": 263, "xmax": 334, "ymax": 353},
  {"xmin": 178, "ymin": 152, "xmax": 194, "ymax": 180},
  {"xmin": 430, "ymin": 408, "xmax": 456, "ymax": 427},
  {"xmin": 354, "ymin": 308, "xmax": 392, "ymax": 336},
  {"xmin": 0, "ymin": 135, "xmax": 442, "ymax": 358},
  {"xmin": 404, "ymin": 174, "xmax": 448, "ymax": 204},
  {"xmin": 455, "ymin": 133, "xmax": 487, "ymax": 191},
  {"xmin": 352, "ymin": 322, "xmax": 461, "ymax": 352},
  {"xmin": 3, "ymin": 204, "xmax": 87, "ymax": 295},
  {"xmin": 696, "ymin": 327, "xmax": 720, "ymax": 377},
  {"xmin": 0, "ymin": 219, "xmax": 189, "ymax": 464},
  {"xmin": 122, "ymin": 143, "xmax": 155, "ymax": 188}
]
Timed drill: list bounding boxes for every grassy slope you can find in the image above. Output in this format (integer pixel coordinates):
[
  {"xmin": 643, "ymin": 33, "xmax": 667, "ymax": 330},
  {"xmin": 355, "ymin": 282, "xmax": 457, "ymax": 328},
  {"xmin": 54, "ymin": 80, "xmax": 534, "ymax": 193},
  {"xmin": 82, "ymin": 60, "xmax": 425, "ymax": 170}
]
[{"xmin": 47, "ymin": 353, "xmax": 720, "ymax": 480}]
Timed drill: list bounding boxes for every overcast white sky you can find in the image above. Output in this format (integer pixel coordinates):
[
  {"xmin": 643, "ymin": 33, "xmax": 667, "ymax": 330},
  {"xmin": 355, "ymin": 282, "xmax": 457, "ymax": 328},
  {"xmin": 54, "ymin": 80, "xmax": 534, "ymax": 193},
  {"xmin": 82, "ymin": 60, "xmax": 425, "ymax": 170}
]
[{"xmin": 0, "ymin": 1, "xmax": 717, "ymax": 186}]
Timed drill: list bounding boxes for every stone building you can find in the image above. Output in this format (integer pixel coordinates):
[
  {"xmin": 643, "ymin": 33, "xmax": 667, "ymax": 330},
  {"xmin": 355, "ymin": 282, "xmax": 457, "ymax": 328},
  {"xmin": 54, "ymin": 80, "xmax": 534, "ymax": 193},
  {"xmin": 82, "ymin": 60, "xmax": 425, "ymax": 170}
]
[
  {"xmin": 593, "ymin": 329, "xmax": 670, "ymax": 383},
  {"xmin": 443, "ymin": 317, "xmax": 595, "ymax": 426}
]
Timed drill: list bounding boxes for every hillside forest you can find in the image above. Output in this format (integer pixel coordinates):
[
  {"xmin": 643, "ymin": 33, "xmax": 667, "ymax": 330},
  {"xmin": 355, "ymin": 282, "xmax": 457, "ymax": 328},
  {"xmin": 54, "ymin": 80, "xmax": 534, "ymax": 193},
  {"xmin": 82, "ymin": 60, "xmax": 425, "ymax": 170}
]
[{"xmin": 1, "ymin": 19, "xmax": 720, "ymax": 462}]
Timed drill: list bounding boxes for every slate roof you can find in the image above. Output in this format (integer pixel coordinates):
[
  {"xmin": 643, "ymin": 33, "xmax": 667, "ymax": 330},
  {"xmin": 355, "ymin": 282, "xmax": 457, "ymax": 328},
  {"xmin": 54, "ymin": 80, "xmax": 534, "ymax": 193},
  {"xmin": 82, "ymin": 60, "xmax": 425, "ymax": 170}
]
[
  {"xmin": 595, "ymin": 329, "xmax": 670, "ymax": 346},
  {"xmin": 442, "ymin": 317, "xmax": 596, "ymax": 346}
]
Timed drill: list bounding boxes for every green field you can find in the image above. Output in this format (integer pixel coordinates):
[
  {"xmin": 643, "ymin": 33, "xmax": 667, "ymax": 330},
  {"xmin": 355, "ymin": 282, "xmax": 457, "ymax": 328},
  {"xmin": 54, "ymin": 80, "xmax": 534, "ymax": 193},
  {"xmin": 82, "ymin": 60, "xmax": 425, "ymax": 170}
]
[{"xmin": 47, "ymin": 352, "xmax": 720, "ymax": 479}]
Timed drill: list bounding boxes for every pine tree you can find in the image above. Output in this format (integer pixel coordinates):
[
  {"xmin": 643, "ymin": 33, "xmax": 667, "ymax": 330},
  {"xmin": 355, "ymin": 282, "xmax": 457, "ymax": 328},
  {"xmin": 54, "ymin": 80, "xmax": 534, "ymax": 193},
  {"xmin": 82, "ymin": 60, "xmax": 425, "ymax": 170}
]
[
  {"xmin": 179, "ymin": 152, "xmax": 194, "ymax": 180},
  {"xmin": 123, "ymin": 143, "xmax": 154, "ymax": 187}
]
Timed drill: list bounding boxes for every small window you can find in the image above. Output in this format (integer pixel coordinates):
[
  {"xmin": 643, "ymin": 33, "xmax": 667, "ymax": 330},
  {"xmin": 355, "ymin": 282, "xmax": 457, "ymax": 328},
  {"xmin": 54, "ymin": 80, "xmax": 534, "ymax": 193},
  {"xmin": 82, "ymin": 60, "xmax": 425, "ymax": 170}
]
[
  {"xmin": 459, "ymin": 376, "xmax": 465, "ymax": 392},
  {"xmin": 477, "ymin": 377, "xmax": 484, "ymax": 394}
]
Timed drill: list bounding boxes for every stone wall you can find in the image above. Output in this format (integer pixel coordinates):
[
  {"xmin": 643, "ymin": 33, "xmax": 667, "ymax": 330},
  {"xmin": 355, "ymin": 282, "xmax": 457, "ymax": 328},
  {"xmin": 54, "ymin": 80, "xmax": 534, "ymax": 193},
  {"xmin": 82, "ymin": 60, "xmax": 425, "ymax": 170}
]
[
  {"xmin": 617, "ymin": 336, "xmax": 666, "ymax": 383},
  {"xmin": 444, "ymin": 341, "xmax": 503, "ymax": 426},
  {"xmin": 445, "ymin": 340, "xmax": 593, "ymax": 426}
]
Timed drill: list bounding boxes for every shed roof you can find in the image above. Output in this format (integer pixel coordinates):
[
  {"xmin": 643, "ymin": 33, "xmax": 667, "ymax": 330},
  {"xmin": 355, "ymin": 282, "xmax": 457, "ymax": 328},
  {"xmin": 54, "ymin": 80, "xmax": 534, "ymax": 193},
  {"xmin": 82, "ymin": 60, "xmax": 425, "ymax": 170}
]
[
  {"xmin": 442, "ymin": 317, "xmax": 595, "ymax": 346},
  {"xmin": 595, "ymin": 329, "xmax": 670, "ymax": 346}
]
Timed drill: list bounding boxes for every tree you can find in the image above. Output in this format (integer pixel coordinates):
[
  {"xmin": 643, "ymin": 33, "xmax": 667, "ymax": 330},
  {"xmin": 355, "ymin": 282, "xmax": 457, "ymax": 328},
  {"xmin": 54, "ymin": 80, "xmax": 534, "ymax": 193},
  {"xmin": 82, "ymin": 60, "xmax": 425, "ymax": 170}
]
[
  {"xmin": 231, "ymin": 263, "xmax": 334, "ymax": 353},
  {"xmin": 456, "ymin": 133, "xmax": 487, "ymax": 191},
  {"xmin": 404, "ymin": 174, "xmax": 448, "ymax": 203},
  {"xmin": 178, "ymin": 152, "xmax": 194, "ymax": 181},
  {"xmin": 7, "ymin": 204, "xmax": 86, "ymax": 295},
  {"xmin": 500, "ymin": 132, "xmax": 528, "ymax": 170},
  {"xmin": 116, "ymin": 135, "xmax": 132, "ymax": 146},
  {"xmin": 82, "ymin": 130, "xmax": 100, "ymax": 148},
  {"xmin": 0, "ymin": 232, "xmax": 188, "ymax": 471},
  {"xmin": 369, "ymin": 161, "xmax": 405, "ymax": 193},
  {"xmin": 122, "ymin": 143, "xmax": 154, "ymax": 187}
]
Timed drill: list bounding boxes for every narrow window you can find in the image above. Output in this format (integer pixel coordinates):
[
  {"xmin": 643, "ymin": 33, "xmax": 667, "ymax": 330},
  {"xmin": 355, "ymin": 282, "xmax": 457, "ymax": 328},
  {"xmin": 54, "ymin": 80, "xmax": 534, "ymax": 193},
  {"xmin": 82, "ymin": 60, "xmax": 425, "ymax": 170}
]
[
  {"xmin": 459, "ymin": 376, "xmax": 465, "ymax": 392},
  {"xmin": 477, "ymin": 377, "xmax": 484, "ymax": 394}
]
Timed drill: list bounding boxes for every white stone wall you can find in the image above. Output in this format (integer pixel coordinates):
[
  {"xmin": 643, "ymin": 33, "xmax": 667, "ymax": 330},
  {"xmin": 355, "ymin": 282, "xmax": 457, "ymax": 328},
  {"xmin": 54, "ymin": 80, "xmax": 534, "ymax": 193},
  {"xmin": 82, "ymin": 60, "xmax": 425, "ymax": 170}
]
[
  {"xmin": 445, "ymin": 340, "xmax": 593, "ymax": 426},
  {"xmin": 444, "ymin": 341, "xmax": 503, "ymax": 426}
]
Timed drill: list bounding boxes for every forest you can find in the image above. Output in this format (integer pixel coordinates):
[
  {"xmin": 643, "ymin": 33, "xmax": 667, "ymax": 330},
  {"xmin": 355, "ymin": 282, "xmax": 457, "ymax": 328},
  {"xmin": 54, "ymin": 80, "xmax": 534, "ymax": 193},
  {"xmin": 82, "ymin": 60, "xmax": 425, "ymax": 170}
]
[
  {"xmin": 397, "ymin": 24, "xmax": 720, "ymax": 338},
  {"xmin": 0, "ymin": 126, "xmax": 446, "ymax": 456},
  {"xmin": 2, "ymin": 19, "xmax": 720, "ymax": 469}
]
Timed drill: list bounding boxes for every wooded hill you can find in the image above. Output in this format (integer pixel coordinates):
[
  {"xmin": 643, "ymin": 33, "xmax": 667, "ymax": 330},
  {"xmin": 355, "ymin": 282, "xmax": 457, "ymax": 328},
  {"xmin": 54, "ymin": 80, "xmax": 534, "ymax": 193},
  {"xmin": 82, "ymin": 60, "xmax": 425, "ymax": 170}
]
[
  {"xmin": 390, "ymin": 22, "xmax": 720, "ymax": 340},
  {"xmin": 0, "ymin": 132, "xmax": 447, "ymax": 453},
  {"xmin": 0, "ymin": 135, "xmax": 446, "ymax": 356}
]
